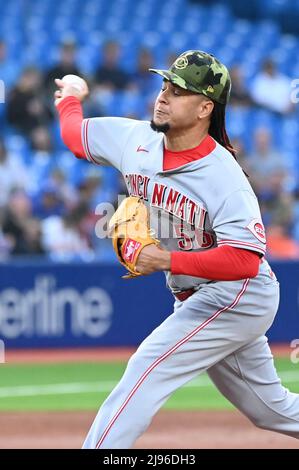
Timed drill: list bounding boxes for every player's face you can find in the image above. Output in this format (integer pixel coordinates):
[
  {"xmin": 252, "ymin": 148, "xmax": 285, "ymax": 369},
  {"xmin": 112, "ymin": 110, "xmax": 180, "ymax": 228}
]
[{"xmin": 153, "ymin": 81, "xmax": 207, "ymax": 132}]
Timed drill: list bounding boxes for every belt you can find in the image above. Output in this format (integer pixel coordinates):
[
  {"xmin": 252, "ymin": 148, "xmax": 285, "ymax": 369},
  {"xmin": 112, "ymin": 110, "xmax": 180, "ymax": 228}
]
[{"xmin": 174, "ymin": 288, "xmax": 196, "ymax": 302}]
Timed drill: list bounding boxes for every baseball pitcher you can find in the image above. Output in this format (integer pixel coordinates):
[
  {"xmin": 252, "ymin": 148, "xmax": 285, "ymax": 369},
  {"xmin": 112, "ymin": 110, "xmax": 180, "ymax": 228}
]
[{"xmin": 55, "ymin": 50, "xmax": 299, "ymax": 448}]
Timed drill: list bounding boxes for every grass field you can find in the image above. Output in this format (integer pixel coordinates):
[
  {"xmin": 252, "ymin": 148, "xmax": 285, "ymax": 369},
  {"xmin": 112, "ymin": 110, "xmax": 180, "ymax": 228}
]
[{"xmin": 0, "ymin": 357, "xmax": 298, "ymax": 411}]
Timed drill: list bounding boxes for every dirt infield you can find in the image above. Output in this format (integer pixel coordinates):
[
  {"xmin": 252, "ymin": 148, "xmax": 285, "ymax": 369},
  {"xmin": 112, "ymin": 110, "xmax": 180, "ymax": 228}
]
[
  {"xmin": 5, "ymin": 347, "xmax": 136, "ymax": 364},
  {"xmin": 0, "ymin": 410, "xmax": 298, "ymax": 449},
  {"xmin": 5, "ymin": 343, "xmax": 292, "ymax": 364},
  {"xmin": 2, "ymin": 345, "xmax": 297, "ymax": 449}
]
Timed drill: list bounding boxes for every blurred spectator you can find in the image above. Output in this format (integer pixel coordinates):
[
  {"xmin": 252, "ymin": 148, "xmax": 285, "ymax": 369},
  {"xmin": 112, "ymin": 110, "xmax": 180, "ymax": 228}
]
[
  {"xmin": 250, "ymin": 59, "xmax": 293, "ymax": 115},
  {"xmin": 33, "ymin": 183, "xmax": 65, "ymax": 220},
  {"xmin": 94, "ymin": 40, "xmax": 131, "ymax": 91},
  {"xmin": 41, "ymin": 204, "xmax": 93, "ymax": 260},
  {"xmin": 264, "ymin": 187, "xmax": 295, "ymax": 228},
  {"xmin": 247, "ymin": 128, "xmax": 295, "ymax": 231},
  {"xmin": 0, "ymin": 209, "xmax": 12, "ymax": 259},
  {"xmin": 230, "ymin": 137, "xmax": 250, "ymax": 175},
  {"xmin": 247, "ymin": 128, "xmax": 288, "ymax": 195},
  {"xmin": 0, "ymin": 138, "xmax": 29, "ymax": 206},
  {"xmin": 229, "ymin": 65, "xmax": 254, "ymax": 107},
  {"xmin": 49, "ymin": 168, "xmax": 79, "ymax": 210},
  {"xmin": 0, "ymin": 39, "xmax": 19, "ymax": 89},
  {"xmin": 6, "ymin": 67, "xmax": 53, "ymax": 136},
  {"xmin": 293, "ymin": 187, "xmax": 299, "ymax": 240},
  {"xmin": 28, "ymin": 126, "xmax": 55, "ymax": 196},
  {"xmin": 133, "ymin": 48, "xmax": 156, "ymax": 96},
  {"xmin": 44, "ymin": 39, "xmax": 83, "ymax": 98},
  {"xmin": 30, "ymin": 125, "xmax": 53, "ymax": 153},
  {"xmin": 22, "ymin": 217, "xmax": 45, "ymax": 255},
  {"xmin": 2, "ymin": 189, "xmax": 44, "ymax": 254},
  {"xmin": 83, "ymin": 91, "xmax": 106, "ymax": 118},
  {"xmin": 267, "ymin": 223, "xmax": 299, "ymax": 259},
  {"xmin": 77, "ymin": 170, "xmax": 105, "ymax": 210},
  {"xmin": 89, "ymin": 40, "xmax": 134, "ymax": 115}
]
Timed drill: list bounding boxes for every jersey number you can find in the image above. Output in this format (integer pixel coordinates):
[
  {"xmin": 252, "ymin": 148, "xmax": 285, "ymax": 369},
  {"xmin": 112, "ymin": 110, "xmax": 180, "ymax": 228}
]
[{"xmin": 174, "ymin": 225, "xmax": 214, "ymax": 251}]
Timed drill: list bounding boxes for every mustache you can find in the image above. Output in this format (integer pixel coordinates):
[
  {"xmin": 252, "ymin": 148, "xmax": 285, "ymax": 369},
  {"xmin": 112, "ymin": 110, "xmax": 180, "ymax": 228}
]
[{"xmin": 150, "ymin": 119, "xmax": 170, "ymax": 134}]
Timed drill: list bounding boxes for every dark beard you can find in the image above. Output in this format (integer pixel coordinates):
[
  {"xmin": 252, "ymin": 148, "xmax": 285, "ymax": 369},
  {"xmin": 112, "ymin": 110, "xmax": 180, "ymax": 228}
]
[{"xmin": 150, "ymin": 119, "xmax": 170, "ymax": 134}]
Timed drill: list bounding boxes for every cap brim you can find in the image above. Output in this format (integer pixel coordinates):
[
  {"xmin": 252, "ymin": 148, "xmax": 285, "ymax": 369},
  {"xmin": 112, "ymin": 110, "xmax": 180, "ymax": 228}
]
[{"xmin": 149, "ymin": 68, "xmax": 189, "ymax": 91}]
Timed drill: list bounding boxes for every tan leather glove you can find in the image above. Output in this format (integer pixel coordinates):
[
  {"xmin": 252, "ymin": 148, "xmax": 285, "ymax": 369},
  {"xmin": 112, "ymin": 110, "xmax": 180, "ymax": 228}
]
[{"xmin": 109, "ymin": 196, "xmax": 159, "ymax": 278}]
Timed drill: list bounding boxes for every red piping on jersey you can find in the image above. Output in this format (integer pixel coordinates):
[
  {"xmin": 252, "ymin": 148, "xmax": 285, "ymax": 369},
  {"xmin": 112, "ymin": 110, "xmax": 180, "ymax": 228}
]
[
  {"xmin": 95, "ymin": 278, "xmax": 250, "ymax": 448},
  {"xmin": 83, "ymin": 118, "xmax": 99, "ymax": 164},
  {"xmin": 171, "ymin": 245, "xmax": 260, "ymax": 280},
  {"xmin": 56, "ymin": 96, "xmax": 86, "ymax": 159},
  {"xmin": 83, "ymin": 119, "xmax": 92, "ymax": 160}
]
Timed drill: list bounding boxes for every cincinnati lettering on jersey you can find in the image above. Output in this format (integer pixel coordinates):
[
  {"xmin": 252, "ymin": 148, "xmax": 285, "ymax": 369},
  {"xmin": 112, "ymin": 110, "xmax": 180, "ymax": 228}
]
[
  {"xmin": 124, "ymin": 175, "xmax": 214, "ymax": 249},
  {"xmin": 151, "ymin": 182, "xmax": 207, "ymax": 230},
  {"xmin": 125, "ymin": 173, "xmax": 150, "ymax": 201},
  {"xmin": 125, "ymin": 175, "xmax": 207, "ymax": 230}
]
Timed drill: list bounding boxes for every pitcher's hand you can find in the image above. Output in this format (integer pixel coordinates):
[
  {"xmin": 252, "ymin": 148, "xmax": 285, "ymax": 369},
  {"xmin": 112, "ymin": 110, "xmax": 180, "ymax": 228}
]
[{"xmin": 54, "ymin": 77, "xmax": 89, "ymax": 106}]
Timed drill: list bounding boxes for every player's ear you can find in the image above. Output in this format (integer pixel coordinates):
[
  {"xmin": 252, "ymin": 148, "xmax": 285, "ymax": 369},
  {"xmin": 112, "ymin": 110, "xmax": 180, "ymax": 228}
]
[{"xmin": 197, "ymin": 97, "xmax": 214, "ymax": 120}]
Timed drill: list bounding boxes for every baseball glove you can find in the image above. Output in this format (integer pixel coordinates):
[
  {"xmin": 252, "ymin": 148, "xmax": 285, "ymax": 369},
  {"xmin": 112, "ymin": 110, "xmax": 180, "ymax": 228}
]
[{"xmin": 108, "ymin": 196, "xmax": 159, "ymax": 278}]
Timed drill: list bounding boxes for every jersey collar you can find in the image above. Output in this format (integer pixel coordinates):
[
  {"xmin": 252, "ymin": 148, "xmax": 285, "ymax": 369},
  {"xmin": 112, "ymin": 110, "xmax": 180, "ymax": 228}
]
[{"xmin": 162, "ymin": 135, "xmax": 216, "ymax": 173}]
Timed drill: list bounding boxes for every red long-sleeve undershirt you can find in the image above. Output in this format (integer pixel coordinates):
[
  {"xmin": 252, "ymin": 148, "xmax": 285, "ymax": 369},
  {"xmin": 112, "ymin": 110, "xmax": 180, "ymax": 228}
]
[
  {"xmin": 56, "ymin": 96, "xmax": 261, "ymax": 281},
  {"xmin": 57, "ymin": 96, "xmax": 86, "ymax": 158},
  {"xmin": 171, "ymin": 245, "xmax": 260, "ymax": 280}
]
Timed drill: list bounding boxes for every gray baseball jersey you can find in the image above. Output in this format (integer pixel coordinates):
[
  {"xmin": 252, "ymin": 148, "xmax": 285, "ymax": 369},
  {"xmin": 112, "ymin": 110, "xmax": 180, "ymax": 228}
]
[
  {"xmin": 81, "ymin": 117, "xmax": 299, "ymax": 448},
  {"xmin": 82, "ymin": 117, "xmax": 267, "ymax": 290}
]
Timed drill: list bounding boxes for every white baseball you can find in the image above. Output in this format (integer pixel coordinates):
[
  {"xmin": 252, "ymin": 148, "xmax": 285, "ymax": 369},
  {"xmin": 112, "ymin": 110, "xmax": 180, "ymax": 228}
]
[{"xmin": 61, "ymin": 74, "xmax": 87, "ymax": 92}]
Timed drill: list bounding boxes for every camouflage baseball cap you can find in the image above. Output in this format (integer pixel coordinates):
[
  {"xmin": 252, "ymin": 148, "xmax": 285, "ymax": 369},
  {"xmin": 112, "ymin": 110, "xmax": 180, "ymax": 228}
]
[{"xmin": 149, "ymin": 50, "xmax": 231, "ymax": 105}]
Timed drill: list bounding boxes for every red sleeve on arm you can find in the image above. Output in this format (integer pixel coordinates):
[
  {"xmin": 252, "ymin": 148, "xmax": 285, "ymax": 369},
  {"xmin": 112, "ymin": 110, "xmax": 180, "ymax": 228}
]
[
  {"xmin": 171, "ymin": 245, "xmax": 260, "ymax": 281},
  {"xmin": 56, "ymin": 96, "xmax": 86, "ymax": 159}
]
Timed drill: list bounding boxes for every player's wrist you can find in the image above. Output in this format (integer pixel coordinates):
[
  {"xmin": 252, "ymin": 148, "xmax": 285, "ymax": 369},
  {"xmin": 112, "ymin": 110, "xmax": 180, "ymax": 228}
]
[
  {"xmin": 56, "ymin": 95, "xmax": 81, "ymax": 110},
  {"xmin": 159, "ymin": 251, "xmax": 171, "ymax": 271}
]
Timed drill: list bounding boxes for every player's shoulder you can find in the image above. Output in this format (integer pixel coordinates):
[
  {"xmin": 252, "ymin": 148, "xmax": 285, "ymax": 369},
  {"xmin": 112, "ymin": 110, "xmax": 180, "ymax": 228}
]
[
  {"xmin": 211, "ymin": 141, "xmax": 249, "ymax": 179},
  {"xmin": 119, "ymin": 118, "xmax": 164, "ymax": 144},
  {"xmin": 86, "ymin": 117, "xmax": 159, "ymax": 139},
  {"xmin": 85, "ymin": 116, "xmax": 141, "ymax": 128},
  {"xmin": 210, "ymin": 141, "xmax": 240, "ymax": 166},
  {"xmin": 206, "ymin": 140, "xmax": 254, "ymax": 196}
]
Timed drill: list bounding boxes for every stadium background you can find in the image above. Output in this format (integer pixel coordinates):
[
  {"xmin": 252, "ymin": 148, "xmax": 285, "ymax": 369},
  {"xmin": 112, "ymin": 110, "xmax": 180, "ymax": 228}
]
[{"xmin": 0, "ymin": 0, "xmax": 298, "ymax": 449}]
